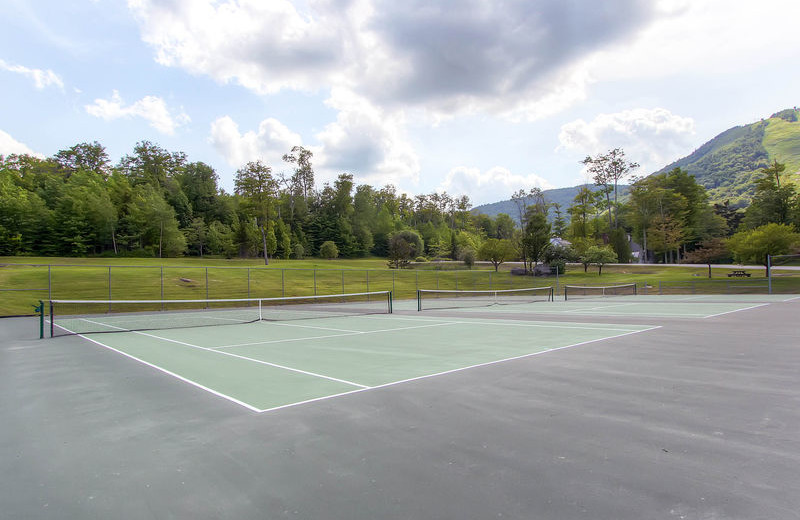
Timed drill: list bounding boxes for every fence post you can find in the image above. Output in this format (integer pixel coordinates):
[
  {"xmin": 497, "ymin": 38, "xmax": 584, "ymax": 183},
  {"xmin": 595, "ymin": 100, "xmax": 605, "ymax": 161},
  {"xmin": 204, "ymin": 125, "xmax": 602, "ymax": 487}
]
[
  {"xmin": 247, "ymin": 267, "xmax": 251, "ymax": 298},
  {"xmin": 341, "ymin": 270, "xmax": 345, "ymax": 294},
  {"xmin": 48, "ymin": 265, "xmax": 52, "ymax": 300},
  {"xmin": 415, "ymin": 270, "xmax": 419, "ymax": 292},
  {"xmin": 366, "ymin": 270, "xmax": 370, "ymax": 292},
  {"xmin": 281, "ymin": 269, "xmax": 285, "ymax": 297},
  {"xmin": 108, "ymin": 266, "xmax": 112, "ymax": 312},
  {"xmin": 314, "ymin": 269, "xmax": 317, "ymax": 295},
  {"xmin": 392, "ymin": 270, "xmax": 395, "ymax": 294},
  {"xmin": 205, "ymin": 268, "xmax": 209, "ymax": 301},
  {"xmin": 160, "ymin": 267, "xmax": 164, "ymax": 310}
]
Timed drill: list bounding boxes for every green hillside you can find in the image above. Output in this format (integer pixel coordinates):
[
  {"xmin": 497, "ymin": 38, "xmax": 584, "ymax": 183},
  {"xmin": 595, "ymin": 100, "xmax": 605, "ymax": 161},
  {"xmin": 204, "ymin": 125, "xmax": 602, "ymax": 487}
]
[
  {"xmin": 475, "ymin": 108, "xmax": 800, "ymax": 218},
  {"xmin": 655, "ymin": 107, "xmax": 800, "ymax": 206}
]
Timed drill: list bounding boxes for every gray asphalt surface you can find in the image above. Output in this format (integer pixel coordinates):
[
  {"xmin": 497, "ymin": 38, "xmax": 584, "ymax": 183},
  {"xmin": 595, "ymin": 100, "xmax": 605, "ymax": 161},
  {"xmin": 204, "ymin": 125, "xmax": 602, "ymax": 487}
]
[{"xmin": 2, "ymin": 299, "xmax": 799, "ymax": 519}]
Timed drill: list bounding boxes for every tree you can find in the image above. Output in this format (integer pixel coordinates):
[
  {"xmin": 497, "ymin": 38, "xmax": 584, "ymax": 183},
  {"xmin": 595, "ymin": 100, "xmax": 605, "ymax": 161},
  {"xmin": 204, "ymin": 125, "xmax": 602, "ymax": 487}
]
[
  {"xmin": 459, "ymin": 247, "xmax": 476, "ymax": 269},
  {"xmin": 235, "ymin": 161, "xmax": 278, "ymax": 264},
  {"xmin": 582, "ymin": 148, "xmax": 638, "ymax": 229},
  {"xmin": 494, "ymin": 213, "xmax": 516, "ymax": 239},
  {"xmin": 319, "ymin": 240, "xmax": 339, "ymax": 259},
  {"xmin": 387, "ymin": 229, "xmax": 423, "ymax": 268},
  {"xmin": 581, "ymin": 245, "xmax": 617, "ymax": 275},
  {"xmin": 478, "ymin": 238, "xmax": 516, "ymax": 271},
  {"xmin": 521, "ymin": 209, "xmax": 551, "ymax": 272},
  {"xmin": 551, "ymin": 202, "xmax": 567, "ymax": 237},
  {"xmin": 683, "ymin": 238, "xmax": 729, "ymax": 278},
  {"xmin": 609, "ymin": 228, "xmax": 631, "ymax": 264},
  {"xmin": 54, "ymin": 141, "xmax": 111, "ymax": 177},
  {"xmin": 742, "ymin": 161, "xmax": 796, "ymax": 229},
  {"xmin": 567, "ymin": 186, "xmax": 596, "ymax": 239},
  {"xmin": 727, "ymin": 223, "xmax": 800, "ymax": 275}
]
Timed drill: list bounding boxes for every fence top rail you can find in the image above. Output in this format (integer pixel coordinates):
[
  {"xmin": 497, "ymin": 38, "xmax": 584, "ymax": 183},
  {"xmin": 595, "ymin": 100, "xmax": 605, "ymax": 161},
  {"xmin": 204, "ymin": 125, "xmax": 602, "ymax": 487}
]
[{"xmin": 1, "ymin": 262, "xmax": 500, "ymax": 272}]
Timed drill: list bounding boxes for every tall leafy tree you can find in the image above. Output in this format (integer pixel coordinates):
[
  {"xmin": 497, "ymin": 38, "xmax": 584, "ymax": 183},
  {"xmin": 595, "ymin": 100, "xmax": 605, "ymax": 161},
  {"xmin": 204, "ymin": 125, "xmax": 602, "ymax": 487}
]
[
  {"xmin": 235, "ymin": 161, "xmax": 278, "ymax": 264},
  {"xmin": 582, "ymin": 148, "xmax": 638, "ymax": 229}
]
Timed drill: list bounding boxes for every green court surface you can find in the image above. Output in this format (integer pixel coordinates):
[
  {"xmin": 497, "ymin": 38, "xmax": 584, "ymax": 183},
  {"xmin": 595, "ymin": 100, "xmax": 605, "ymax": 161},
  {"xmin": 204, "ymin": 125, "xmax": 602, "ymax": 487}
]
[
  {"xmin": 67, "ymin": 314, "xmax": 657, "ymax": 412},
  {"xmin": 410, "ymin": 293, "xmax": 800, "ymax": 318}
]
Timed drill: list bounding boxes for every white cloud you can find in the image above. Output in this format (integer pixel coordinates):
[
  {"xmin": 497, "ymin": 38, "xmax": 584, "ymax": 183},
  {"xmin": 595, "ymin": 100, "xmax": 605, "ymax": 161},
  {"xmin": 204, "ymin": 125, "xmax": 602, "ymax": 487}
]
[
  {"xmin": 0, "ymin": 129, "xmax": 44, "ymax": 158},
  {"xmin": 209, "ymin": 116, "xmax": 302, "ymax": 170},
  {"xmin": 315, "ymin": 88, "xmax": 420, "ymax": 186},
  {"xmin": 85, "ymin": 90, "xmax": 190, "ymax": 135},
  {"xmin": 438, "ymin": 166, "xmax": 553, "ymax": 206},
  {"xmin": 558, "ymin": 108, "xmax": 695, "ymax": 174},
  {"xmin": 127, "ymin": 0, "xmax": 661, "ymax": 121},
  {"xmin": 0, "ymin": 59, "xmax": 63, "ymax": 90}
]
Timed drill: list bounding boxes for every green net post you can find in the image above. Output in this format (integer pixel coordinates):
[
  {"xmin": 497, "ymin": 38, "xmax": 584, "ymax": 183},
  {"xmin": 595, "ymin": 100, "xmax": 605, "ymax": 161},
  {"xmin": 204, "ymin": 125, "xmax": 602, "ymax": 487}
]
[
  {"xmin": 34, "ymin": 300, "xmax": 44, "ymax": 339},
  {"xmin": 389, "ymin": 291, "xmax": 393, "ymax": 314},
  {"xmin": 767, "ymin": 255, "xmax": 772, "ymax": 294},
  {"xmin": 417, "ymin": 290, "xmax": 421, "ymax": 311}
]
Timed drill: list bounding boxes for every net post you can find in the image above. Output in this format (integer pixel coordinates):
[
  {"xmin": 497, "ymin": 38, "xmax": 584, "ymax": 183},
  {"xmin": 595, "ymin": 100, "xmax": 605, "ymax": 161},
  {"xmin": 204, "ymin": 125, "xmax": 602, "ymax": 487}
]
[
  {"xmin": 633, "ymin": 284, "xmax": 638, "ymax": 296},
  {"xmin": 563, "ymin": 286, "xmax": 568, "ymax": 301},
  {"xmin": 35, "ymin": 300, "xmax": 44, "ymax": 339},
  {"xmin": 258, "ymin": 299, "xmax": 263, "ymax": 321},
  {"xmin": 767, "ymin": 255, "xmax": 772, "ymax": 294},
  {"xmin": 417, "ymin": 290, "xmax": 421, "ymax": 312},
  {"xmin": 388, "ymin": 291, "xmax": 393, "ymax": 314},
  {"xmin": 49, "ymin": 300, "xmax": 54, "ymax": 338}
]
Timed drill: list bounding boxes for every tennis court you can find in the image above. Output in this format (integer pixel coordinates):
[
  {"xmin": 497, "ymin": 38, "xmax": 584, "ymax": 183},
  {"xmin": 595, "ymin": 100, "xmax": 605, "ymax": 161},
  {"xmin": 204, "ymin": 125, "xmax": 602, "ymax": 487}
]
[
  {"xmin": 4, "ymin": 289, "xmax": 800, "ymax": 519},
  {"xmin": 58, "ymin": 312, "xmax": 657, "ymax": 412},
  {"xmin": 412, "ymin": 286, "xmax": 800, "ymax": 318}
]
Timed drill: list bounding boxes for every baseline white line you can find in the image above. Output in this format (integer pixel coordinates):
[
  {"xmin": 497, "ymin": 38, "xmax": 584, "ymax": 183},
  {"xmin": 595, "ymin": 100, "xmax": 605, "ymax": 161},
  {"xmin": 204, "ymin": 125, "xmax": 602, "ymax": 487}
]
[
  {"xmin": 71, "ymin": 333, "xmax": 262, "ymax": 412},
  {"xmin": 131, "ymin": 330, "xmax": 369, "ymax": 389},
  {"xmin": 702, "ymin": 303, "xmax": 771, "ymax": 319},
  {"xmin": 782, "ymin": 295, "xmax": 800, "ymax": 302},
  {"xmin": 254, "ymin": 325, "xmax": 663, "ymax": 413}
]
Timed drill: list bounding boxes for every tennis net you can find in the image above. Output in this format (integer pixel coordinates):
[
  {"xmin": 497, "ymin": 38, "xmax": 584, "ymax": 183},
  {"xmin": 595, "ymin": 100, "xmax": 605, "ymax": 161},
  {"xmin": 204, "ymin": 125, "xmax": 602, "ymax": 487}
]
[
  {"xmin": 563, "ymin": 284, "xmax": 637, "ymax": 300},
  {"xmin": 417, "ymin": 286, "xmax": 553, "ymax": 311},
  {"xmin": 48, "ymin": 291, "xmax": 392, "ymax": 336}
]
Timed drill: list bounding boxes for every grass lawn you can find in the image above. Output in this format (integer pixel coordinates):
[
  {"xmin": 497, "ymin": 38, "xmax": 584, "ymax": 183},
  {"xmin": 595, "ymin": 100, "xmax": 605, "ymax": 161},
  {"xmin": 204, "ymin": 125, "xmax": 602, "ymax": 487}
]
[{"xmin": 1, "ymin": 256, "xmax": 796, "ymax": 317}]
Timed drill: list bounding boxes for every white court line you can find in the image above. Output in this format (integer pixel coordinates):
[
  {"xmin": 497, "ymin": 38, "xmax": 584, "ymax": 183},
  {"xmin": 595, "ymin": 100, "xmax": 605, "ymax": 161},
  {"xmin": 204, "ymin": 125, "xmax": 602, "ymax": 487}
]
[
  {"xmin": 266, "ymin": 322, "xmax": 364, "ymax": 333},
  {"xmin": 62, "ymin": 330, "xmax": 262, "ymax": 412},
  {"xmin": 214, "ymin": 321, "xmax": 460, "ymax": 350},
  {"xmin": 702, "ymin": 303, "xmax": 771, "ymax": 319},
  {"xmin": 782, "ymin": 295, "xmax": 800, "ymax": 302},
  {"xmin": 71, "ymin": 319, "xmax": 369, "ymax": 389},
  {"xmin": 254, "ymin": 325, "xmax": 663, "ymax": 413},
  {"xmin": 361, "ymin": 313, "xmax": 649, "ymax": 333},
  {"xmin": 130, "ymin": 330, "xmax": 370, "ymax": 388}
]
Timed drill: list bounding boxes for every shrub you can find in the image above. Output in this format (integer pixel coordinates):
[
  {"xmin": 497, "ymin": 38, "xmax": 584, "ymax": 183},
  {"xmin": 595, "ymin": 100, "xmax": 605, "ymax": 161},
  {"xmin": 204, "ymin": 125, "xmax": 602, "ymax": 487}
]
[{"xmin": 319, "ymin": 241, "xmax": 339, "ymax": 259}]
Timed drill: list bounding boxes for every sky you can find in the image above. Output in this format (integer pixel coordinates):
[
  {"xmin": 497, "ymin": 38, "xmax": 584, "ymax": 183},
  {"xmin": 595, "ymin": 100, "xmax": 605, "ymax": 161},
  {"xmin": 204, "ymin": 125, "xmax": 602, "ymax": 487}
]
[{"xmin": 1, "ymin": 0, "xmax": 799, "ymax": 206}]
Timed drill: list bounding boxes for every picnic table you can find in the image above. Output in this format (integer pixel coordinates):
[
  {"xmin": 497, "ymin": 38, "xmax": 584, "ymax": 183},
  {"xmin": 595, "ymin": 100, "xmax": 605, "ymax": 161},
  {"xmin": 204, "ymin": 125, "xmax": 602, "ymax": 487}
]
[{"xmin": 727, "ymin": 269, "xmax": 751, "ymax": 277}]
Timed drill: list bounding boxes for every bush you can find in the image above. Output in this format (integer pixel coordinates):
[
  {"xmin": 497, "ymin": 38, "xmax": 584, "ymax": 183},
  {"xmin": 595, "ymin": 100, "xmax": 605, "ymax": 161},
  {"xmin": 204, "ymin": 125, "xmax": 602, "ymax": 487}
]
[
  {"xmin": 415, "ymin": 256, "xmax": 428, "ymax": 262},
  {"xmin": 293, "ymin": 243, "xmax": 305, "ymax": 259},
  {"xmin": 319, "ymin": 241, "xmax": 339, "ymax": 259},
  {"xmin": 459, "ymin": 247, "xmax": 476, "ymax": 269}
]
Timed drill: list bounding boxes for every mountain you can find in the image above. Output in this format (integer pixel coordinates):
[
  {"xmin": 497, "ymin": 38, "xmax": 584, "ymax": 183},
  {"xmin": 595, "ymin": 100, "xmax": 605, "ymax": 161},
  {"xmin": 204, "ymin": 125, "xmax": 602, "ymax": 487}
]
[
  {"xmin": 654, "ymin": 107, "xmax": 800, "ymax": 206},
  {"xmin": 472, "ymin": 185, "xmax": 628, "ymax": 223},
  {"xmin": 473, "ymin": 107, "xmax": 800, "ymax": 218}
]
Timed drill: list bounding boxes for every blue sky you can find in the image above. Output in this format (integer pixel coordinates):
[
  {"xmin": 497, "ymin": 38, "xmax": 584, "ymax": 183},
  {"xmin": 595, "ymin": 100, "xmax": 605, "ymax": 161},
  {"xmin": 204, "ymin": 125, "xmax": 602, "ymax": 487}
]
[{"xmin": 1, "ymin": 0, "xmax": 798, "ymax": 205}]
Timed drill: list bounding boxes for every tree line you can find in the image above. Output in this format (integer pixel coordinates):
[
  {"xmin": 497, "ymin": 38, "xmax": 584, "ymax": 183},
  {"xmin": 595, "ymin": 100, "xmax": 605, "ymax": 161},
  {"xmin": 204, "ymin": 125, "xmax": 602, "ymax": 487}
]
[{"xmin": 1, "ymin": 142, "xmax": 799, "ymax": 272}]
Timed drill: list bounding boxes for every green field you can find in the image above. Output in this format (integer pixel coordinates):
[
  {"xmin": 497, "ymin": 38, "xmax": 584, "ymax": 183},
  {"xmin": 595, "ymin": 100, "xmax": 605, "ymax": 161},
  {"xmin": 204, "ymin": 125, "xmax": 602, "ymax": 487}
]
[{"xmin": 2, "ymin": 256, "xmax": 798, "ymax": 316}]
